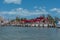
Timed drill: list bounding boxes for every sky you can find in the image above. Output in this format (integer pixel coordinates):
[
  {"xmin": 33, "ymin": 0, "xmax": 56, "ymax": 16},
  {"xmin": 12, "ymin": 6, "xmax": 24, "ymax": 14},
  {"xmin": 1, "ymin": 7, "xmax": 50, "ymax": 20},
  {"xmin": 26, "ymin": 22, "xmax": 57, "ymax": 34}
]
[{"xmin": 0, "ymin": 0, "xmax": 60, "ymax": 20}]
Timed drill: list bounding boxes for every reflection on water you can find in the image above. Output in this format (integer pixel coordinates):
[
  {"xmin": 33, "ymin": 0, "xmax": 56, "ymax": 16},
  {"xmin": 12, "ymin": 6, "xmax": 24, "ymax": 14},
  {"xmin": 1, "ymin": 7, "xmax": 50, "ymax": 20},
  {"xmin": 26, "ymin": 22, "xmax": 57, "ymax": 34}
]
[{"xmin": 0, "ymin": 26, "xmax": 60, "ymax": 40}]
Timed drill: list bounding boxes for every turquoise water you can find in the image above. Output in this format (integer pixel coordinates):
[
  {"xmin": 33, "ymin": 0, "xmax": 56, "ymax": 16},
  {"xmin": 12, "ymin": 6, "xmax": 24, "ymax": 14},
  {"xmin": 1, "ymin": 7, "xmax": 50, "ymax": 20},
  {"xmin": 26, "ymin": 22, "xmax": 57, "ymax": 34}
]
[{"xmin": 0, "ymin": 26, "xmax": 60, "ymax": 40}]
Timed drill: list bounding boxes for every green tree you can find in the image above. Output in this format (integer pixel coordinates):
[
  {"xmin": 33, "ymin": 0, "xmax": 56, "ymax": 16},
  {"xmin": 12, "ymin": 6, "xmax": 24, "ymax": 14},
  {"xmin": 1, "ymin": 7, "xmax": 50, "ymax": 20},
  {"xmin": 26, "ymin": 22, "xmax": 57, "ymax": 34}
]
[
  {"xmin": 16, "ymin": 16, "xmax": 20, "ymax": 21},
  {"xmin": 47, "ymin": 14, "xmax": 54, "ymax": 20},
  {"xmin": 47, "ymin": 14, "xmax": 56, "ymax": 27},
  {"xmin": 21, "ymin": 18, "xmax": 27, "ymax": 20}
]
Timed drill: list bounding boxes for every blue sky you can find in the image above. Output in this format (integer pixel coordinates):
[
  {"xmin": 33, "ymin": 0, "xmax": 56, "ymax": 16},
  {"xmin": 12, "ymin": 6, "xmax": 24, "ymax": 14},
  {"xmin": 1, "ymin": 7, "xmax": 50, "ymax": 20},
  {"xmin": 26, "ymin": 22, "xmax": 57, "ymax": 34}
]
[{"xmin": 0, "ymin": 0, "xmax": 60, "ymax": 20}]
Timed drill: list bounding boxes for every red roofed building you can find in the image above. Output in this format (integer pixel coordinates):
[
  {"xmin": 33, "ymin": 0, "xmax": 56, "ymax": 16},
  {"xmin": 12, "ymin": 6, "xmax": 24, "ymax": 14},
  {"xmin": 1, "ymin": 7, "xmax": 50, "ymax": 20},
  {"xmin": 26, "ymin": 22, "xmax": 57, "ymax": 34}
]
[{"xmin": 19, "ymin": 16, "xmax": 49, "ymax": 24}]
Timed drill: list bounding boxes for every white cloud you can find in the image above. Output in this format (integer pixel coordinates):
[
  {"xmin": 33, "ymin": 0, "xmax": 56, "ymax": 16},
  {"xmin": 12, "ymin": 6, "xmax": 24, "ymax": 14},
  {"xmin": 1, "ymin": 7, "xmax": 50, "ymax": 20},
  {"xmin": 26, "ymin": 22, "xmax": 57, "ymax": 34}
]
[
  {"xmin": 34, "ymin": 6, "xmax": 38, "ymax": 9},
  {"xmin": 0, "ymin": 7, "xmax": 48, "ymax": 16},
  {"xmin": 50, "ymin": 8, "xmax": 57, "ymax": 11},
  {"xmin": 34, "ymin": 6, "xmax": 46, "ymax": 10},
  {"xmin": 50, "ymin": 8, "xmax": 60, "ymax": 13},
  {"xmin": 4, "ymin": 0, "xmax": 22, "ymax": 4}
]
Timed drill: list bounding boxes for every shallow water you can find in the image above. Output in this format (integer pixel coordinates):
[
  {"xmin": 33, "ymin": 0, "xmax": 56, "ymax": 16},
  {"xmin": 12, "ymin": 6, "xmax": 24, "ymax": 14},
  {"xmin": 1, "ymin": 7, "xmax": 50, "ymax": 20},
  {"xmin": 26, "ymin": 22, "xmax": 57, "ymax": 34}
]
[{"xmin": 0, "ymin": 26, "xmax": 60, "ymax": 40}]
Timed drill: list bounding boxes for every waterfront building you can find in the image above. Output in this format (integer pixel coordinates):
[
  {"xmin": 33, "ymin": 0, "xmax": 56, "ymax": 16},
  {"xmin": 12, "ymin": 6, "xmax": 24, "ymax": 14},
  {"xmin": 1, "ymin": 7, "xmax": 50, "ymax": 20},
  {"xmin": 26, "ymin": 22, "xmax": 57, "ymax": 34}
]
[
  {"xmin": 40, "ymin": 24, "xmax": 43, "ymax": 27},
  {"xmin": 44, "ymin": 24, "xmax": 48, "ymax": 28},
  {"xmin": 0, "ymin": 15, "xmax": 58, "ymax": 27},
  {"xmin": 0, "ymin": 16, "xmax": 4, "ymax": 24}
]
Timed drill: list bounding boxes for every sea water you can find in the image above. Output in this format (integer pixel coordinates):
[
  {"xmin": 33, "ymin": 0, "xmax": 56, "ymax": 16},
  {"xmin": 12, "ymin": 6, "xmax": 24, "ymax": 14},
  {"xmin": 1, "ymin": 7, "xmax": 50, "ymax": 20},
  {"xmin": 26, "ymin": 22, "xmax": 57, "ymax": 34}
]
[{"xmin": 0, "ymin": 26, "xmax": 60, "ymax": 40}]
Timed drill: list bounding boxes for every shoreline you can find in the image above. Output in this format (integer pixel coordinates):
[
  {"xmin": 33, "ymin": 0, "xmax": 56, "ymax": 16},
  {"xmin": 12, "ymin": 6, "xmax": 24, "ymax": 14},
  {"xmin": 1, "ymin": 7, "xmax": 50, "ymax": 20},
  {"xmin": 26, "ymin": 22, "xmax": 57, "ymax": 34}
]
[{"xmin": 0, "ymin": 25, "xmax": 56, "ymax": 28}]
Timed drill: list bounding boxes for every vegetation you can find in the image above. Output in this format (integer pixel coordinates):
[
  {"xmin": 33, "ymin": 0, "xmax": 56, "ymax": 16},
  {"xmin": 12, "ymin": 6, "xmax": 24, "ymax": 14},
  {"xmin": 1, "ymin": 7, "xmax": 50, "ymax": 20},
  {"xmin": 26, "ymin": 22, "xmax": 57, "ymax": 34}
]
[{"xmin": 16, "ymin": 16, "xmax": 20, "ymax": 21}]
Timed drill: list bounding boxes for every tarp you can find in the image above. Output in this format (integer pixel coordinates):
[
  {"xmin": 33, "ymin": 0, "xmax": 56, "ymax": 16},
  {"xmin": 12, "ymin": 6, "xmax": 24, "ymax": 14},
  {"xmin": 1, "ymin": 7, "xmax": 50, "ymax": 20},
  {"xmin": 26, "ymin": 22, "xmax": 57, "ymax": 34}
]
[{"xmin": 57, "ymin": 21, "xmax": 60, "ymax": 24}]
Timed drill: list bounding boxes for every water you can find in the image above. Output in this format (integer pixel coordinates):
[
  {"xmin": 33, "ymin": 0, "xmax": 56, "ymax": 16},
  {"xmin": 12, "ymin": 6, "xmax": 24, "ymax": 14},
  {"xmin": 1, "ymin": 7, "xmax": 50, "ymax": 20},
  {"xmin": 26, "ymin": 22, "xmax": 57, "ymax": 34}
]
[{"xmin": 0, "ymin": 26, "xmax": 60, "ymax": 40}]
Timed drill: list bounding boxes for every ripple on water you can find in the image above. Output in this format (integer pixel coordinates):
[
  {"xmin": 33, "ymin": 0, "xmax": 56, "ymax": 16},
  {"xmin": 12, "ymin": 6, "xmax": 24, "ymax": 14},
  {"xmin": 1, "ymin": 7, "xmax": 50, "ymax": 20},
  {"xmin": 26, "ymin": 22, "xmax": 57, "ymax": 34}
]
[{"xmin": 0, "ymin": 27, "xmax": 59, "ymax": 40}]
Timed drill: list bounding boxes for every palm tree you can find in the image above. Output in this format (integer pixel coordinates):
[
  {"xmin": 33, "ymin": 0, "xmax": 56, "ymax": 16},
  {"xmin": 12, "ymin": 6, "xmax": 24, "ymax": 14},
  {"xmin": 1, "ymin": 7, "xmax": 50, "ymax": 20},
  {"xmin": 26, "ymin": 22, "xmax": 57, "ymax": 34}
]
[
  {"xmin": 16, "ymin": 16, "xmax": 20, "ymax": 21},
  {"xmin": 47, "ymin": 14, "xmax": 56, "ymax": 27},
  {"xmin": 20, "ymin": 18, "xmax": 27, "ymax": 20}
]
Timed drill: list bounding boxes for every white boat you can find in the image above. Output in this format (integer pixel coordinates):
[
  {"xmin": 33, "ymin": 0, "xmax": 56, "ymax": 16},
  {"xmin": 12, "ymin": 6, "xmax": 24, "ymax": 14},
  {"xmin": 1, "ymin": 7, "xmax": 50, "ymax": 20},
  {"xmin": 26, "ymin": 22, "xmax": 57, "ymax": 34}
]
[
  {"xmin": 56, "ymin": 21, "xmax": 60, "ymax": 28},
  {"xmin": 44, "ymin": 24, "xmax": 48, "ymax": 27},
  {"xmin": 40, "ymin": 24, "xmax": 43, "ymax": 27},
  {"xmin": 49, "ymin": 24, "xmax": 53, "ymax": 27},
  {"xmin": 31, "ymin": 24, "xmax": 35, "ymax": 27},
  {"xmin": 35, "ymin": 24, "xmax": 39, "ymax": 27}
]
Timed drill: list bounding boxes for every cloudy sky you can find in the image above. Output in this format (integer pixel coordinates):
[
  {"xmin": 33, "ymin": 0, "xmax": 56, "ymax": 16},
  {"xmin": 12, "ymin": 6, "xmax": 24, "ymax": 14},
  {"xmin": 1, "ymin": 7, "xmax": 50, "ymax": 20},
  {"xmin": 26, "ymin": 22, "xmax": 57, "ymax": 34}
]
[{"xmin": 0, "ymin": 0, "xmax": 60, "ymax": 20}]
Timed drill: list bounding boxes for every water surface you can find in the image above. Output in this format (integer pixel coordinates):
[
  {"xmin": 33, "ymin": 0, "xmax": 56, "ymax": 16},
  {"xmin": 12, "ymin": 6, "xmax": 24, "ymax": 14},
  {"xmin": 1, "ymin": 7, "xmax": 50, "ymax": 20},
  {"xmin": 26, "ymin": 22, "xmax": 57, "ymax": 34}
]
[{"xmin": 0, "ymin": 26, "xmax": 60, "ymax": 40}]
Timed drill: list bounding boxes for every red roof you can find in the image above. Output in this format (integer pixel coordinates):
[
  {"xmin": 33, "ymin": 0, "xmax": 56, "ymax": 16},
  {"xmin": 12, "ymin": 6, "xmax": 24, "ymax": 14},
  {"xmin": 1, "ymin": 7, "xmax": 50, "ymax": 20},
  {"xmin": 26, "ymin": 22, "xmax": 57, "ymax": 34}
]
[{"xmin": 20, "ymin": 16, "xmax": 48, "ymax": 23}]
